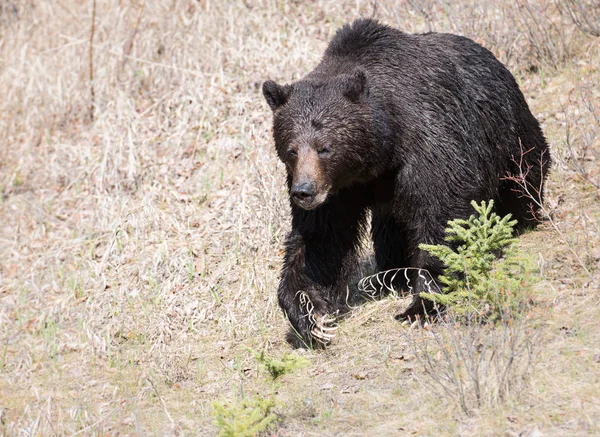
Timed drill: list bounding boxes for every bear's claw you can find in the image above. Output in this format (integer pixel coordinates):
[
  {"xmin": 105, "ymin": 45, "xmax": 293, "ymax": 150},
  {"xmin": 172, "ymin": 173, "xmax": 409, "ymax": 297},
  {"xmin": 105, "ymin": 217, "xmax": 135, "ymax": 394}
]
[
  {"xmin": 311, "ymin": 314, "xmax": 338, "ymax": 345},
  {"xmin": 296, "ymin": 289, "xmax": 338, "ymax": 345}
]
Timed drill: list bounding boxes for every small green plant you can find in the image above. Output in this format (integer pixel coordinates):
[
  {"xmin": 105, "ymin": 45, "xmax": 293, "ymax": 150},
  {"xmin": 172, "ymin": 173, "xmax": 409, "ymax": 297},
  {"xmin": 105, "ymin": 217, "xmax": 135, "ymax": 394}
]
[
  {"xmin": 420, "ymin": 200, "xmax": 533, "ymax": 321},
  {"xmin": 251, "ymin": 348, "xmax": 309, "ymax": 380},
  {"xmin": 185, "ymin": 259, "xmax": 196, "ymax": 282},
  {"xmin": 212, "ymin": 395, "xmax": 277, "ymax": 437}
]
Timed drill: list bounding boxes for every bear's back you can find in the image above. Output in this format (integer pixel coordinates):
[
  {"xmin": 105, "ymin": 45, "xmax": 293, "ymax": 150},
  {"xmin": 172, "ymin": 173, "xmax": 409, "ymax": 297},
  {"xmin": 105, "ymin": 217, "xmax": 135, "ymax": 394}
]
[
  {"xmin": 321, "ymin": 18, "xmax": 506, "ymax": 82},
  {"xmin": 314, "ymin": 19, "xmax": 533, "ymax": 144}
]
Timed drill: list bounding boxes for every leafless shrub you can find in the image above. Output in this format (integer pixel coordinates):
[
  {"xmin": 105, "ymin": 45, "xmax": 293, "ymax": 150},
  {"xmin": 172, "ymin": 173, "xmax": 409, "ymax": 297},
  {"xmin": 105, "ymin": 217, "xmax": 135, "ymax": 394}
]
[
  {"xmin": 504, "ymin": 142, "xmax": 595, "ymax": 279},
  {"xmin": 378, "ymin": 0, "xmax": 583, "ymax": 70},
  {"xmin": 557, "ymin": 0, "xmax": 600, "ymax": 38},
  {"xmin": 407, "ymin": 310, "xmax": 541, "ymax": 415},
  {"xmin": 514, "ymin": 0, "xmax": 573, "ymax": 68},
  {"xmin": 562, "ymin": 83, "xmax": 600, "ymax": 192}
]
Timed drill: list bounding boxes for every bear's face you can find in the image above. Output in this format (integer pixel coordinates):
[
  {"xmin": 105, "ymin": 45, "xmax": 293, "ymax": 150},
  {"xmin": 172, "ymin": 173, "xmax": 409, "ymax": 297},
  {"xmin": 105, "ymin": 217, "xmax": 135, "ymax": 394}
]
[{"xmin": 263, "ymin": 70, "xmax": 374, "ymax": 210}]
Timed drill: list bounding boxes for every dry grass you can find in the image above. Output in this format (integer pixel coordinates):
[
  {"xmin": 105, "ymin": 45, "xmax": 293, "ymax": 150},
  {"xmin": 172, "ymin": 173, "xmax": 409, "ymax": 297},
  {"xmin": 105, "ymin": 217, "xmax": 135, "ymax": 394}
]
[{"xmin": 0, "ymin": 0, "xmax": 599, "ymax": 435}]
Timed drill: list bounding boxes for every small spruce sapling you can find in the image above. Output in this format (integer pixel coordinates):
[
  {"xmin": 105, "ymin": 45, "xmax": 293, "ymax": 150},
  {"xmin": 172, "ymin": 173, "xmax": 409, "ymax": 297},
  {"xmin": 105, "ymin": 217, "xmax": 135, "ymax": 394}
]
[
  {"xmin": 251, "ymin": 348, "xmax": 309, "ymax": 380},
  {"xmin": 212, "ymin": 396, "xmax": 277, "ymax": 437},
  {"xmin": 419, "ymin": 200, "xmax": 533, "ymax": 321}
]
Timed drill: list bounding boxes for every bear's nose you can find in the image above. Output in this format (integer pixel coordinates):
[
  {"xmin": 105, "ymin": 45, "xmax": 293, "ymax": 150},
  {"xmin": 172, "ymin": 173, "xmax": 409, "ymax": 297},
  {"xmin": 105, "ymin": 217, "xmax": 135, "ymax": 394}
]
[{"xmin": 291, "ymin": 181, "xmax": 316, "ymax": 202}]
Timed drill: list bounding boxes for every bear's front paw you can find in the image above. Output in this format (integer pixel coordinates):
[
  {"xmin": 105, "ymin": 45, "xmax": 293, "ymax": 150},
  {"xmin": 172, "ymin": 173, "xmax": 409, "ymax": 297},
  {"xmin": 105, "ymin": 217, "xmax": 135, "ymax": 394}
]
[
  {"xmin": 296, "ymin": 289, "xmax": 338, "ymax": 346},
  {"xmin": 310, "ymin": 314, "xmax": 338, "ymax": 345}
]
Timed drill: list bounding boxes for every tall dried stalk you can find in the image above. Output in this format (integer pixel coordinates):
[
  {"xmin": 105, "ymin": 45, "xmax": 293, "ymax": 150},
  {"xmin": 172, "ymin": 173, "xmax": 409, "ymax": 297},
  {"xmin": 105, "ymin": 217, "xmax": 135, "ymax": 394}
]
[{"xmin": 89, "ymin": 0, "xmax": 96, "ymax": 121}]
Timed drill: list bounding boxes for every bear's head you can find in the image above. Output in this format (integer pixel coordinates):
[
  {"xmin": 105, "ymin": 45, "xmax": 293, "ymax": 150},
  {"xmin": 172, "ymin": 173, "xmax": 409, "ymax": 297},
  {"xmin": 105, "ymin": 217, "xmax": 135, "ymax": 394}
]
[{"xmin": 263, "ymin": 69, "xmax": 379, "ymax": 210}]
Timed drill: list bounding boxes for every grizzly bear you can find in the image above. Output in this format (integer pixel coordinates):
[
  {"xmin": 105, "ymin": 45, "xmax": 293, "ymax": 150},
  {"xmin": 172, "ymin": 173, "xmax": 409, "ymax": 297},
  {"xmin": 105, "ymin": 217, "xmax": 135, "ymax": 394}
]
[{"xmin": 263, "ymin": 18, "xmax": 551, "ymax": 347}]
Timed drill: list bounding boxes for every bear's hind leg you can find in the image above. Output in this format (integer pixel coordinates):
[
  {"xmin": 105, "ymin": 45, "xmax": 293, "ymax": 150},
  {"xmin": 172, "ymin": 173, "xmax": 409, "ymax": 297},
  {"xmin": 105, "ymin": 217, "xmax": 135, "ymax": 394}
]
[
  {"xmin": 495, "ymin": 177, "xmax": 543, "ymax": 232},
  {"xmin": 496, "ymin": 131, "xmax": 551, "ymax": 231},
  {"xmin": 393, "ymin": 247, "xmax": 441, "ymax": 322},
  {"xmin": 392, "ymin": 208, "xmax": 451, "ymax": 322}
]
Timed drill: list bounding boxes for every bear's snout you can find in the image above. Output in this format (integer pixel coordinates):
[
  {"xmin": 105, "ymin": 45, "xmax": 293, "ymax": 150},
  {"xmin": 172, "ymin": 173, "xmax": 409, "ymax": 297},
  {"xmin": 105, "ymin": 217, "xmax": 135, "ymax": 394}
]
[{"xmin": 291, "ymin": 180, "xmax": 316, "ymax": 207}]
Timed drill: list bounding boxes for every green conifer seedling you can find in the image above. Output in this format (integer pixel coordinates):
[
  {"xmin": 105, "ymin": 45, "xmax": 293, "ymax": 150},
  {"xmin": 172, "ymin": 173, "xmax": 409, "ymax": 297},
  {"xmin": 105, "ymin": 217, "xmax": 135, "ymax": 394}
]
[{"xmin": 419, "ymin": 200, "xmax": 532, "ymax": 321}]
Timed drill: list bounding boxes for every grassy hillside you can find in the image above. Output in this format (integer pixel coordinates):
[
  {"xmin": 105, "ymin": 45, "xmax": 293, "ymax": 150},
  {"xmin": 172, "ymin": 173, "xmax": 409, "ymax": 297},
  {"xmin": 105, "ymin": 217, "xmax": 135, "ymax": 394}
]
[{"xmin": 1, "ymin": 0, "xmax": 598, "ymax": 435}]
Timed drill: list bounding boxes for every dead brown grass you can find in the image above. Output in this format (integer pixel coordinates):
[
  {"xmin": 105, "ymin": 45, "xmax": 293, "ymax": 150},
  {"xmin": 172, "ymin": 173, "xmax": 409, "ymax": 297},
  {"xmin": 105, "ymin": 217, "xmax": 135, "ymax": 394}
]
[{"xmin": 1, "ymin": 0, "xmax": 599, "ymax": 435}]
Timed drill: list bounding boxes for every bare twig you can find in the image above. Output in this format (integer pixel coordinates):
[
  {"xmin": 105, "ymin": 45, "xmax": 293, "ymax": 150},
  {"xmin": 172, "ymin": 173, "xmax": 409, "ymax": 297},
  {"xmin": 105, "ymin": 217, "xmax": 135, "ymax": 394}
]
[
  {"xmin": 358, "ymin": 267, "xmax": 441, "ymax": 300},
  {"xmin": 146, "ymin": 377, "xmax": 178, "ymax": 431},
  {"xmin": 121, "ymin": 1, "xmax": 146, "ymax": 69},
  {"xmin": 71, "ymin": 406, "xmax": 120, "ymax": 435},
  {"xmin": 89, "ymin": 0, "xmax": 96, "ymax": 121}
]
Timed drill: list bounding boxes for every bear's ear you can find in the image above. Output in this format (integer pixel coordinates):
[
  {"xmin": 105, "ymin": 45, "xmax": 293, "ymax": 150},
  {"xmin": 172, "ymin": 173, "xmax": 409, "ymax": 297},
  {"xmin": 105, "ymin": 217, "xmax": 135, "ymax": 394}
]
[
  {"xmin": 263, "ymin": 80, "xmax": 293, "ymax": 111},
  {"xmin": 342, "ymin": 69, "xmax": 369, "ymax": 103}
]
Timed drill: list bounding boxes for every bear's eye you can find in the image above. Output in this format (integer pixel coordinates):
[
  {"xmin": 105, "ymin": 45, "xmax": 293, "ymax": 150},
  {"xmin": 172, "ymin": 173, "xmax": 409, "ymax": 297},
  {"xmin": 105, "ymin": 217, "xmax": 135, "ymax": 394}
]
[
  {"xmin": 317, "ymin": 147, "xmax": 331, "ymax": 157},
  {"xmin": 287, "ymin": 149, "xmax": 298, "ymax": 158}
]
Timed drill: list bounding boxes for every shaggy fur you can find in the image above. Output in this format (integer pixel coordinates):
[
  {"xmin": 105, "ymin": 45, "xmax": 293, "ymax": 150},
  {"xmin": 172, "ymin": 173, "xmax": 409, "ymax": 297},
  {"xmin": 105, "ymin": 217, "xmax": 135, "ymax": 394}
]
[{"xmin": 263, "ymin": 18, "xmax": 551, "ymax": 347}]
